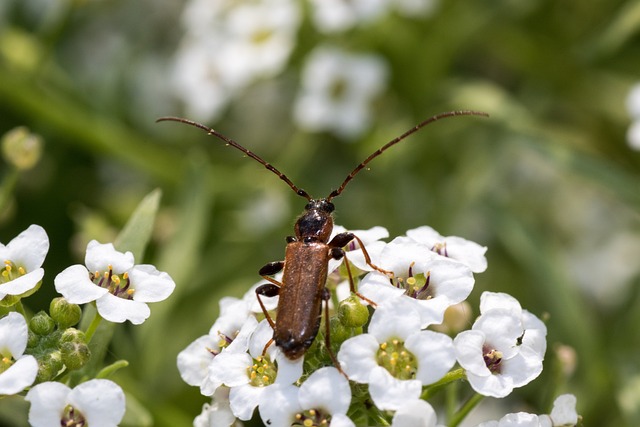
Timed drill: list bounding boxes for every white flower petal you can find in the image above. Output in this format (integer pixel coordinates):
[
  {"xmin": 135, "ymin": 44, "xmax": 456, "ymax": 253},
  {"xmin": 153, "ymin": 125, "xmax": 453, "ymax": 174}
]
[
  {"xmin": 128, "ymin": 265, "xmax": 176, "ymax": 303},
  {"xmin": 368, "ymin": 297, "xmax": 422, "ymax": 341},
  {"xmin": 1, "ymin": 224, "xmax": 49, "ymax": 271},
  {"xmin": 479, "ymin": 292, "xmax": 522, "ymax": 315},
  {"xmin": 368, "ymin": 367, "xmax": 421, "ymax": 411},
  {"xmin": 212, "ymin": 352, "xmax": 252, "ymax": 387},
  {"xmin": 85, "ymin": 241, "xmax": 134, "ymax": 273},
  {"xmin": 337, "ymin": 334, "xmax": 380, "ymax": 382},
  {"xmin": 299, "ymin": 367, "xmax": 351, "ymax": 415},
  {"xmin": 273, "ymin": 351, "xmax": 304, "ymax": 385},
  {"xmin": 406, "ymin": 330, "xmax": 455, "ymax": 385},
  {"xmin": 55, "ymin": 265, "xmax": 107, "ymax": 304},
  {"xmin": 0, "ymin": 355, "xmax": 38, "ymax": 395},
  {"xmin": 392, "ymin": 399, "xmax": 438, "ymax": 427},
  {"xmin": 68, "ymin": 379, "xmax": 125, "ymax": 427},
  {"xmin": 454, "ymin": 330, "xmax": 490, "ymax": 375},
  {"xmin": 0, "ymin": 312, "xmax": 29, "ymax": 356},
  {"xmin": 229, "ymin": 383, "xmax": 264, "ymax": 420},
  {"xmin": 549, "ymin": 394, "xmax": 578, "ymax": 426},
  {"xmin": 177, "ymin": 334, "xmax": 218, "ymax": 387},
  {"xmin": 258, "ymin": 384, "xmax": 301, "ymax": 427},
  {"xmin": 0, "ymin": 268, "xmax": 44, "ymax": 296},
  {"xmin": 26, "ymin": 382, "xmax": 71, "ymax": 427},
  {"xmin": 95, "ymin": 293, "xmax": 150, "ymax": 324}
]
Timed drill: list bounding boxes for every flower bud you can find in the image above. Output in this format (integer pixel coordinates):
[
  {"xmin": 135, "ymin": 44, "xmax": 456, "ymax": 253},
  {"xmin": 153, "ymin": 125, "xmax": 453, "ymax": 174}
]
[
  {"xmin": 1, "ymin": 126, "xmax": 43, "ymax": 170},
  {"xmin": 60, "ymin": 340, "xmax": 91, "ymax": 370},
  {"xmin": 60, "ymin": 328, "xmax": 87, "ymax": 344},
  {"xmin": 29, "ymin": 311, "xmax": 55, "ymax": 336},
  {"xmin": 50, "ymin": 297, "xmax": 82, "ymax": 328},
  {"xmin": 338, "ymin": 295, "xmax": 370, "ymax": 328},
  {"xmin": 36, "ymin": 351, "xmax": 63, "ymax": 382}
]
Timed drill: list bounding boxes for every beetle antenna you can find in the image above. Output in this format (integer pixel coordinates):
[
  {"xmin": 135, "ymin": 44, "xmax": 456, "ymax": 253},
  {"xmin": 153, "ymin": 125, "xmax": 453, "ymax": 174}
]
[
  {"xmin": 326, "ymin": 110, "xmax": 489, "ymax": 201},
  {"xmin": 157, "ymin": 116, "xmax": 312, "ymax": 201}
]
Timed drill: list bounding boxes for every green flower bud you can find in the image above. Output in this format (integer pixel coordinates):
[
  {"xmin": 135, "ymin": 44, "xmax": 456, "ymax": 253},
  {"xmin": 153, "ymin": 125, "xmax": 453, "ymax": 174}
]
[
  {"xmin": 30, "ymin": 311, "xmax": 55, "ymax": 336},
  {"xmin": 1, "ymin": 126, "xmax": 43, "ymax": 170},
  {"xmin": 36, "ymin": 351, "xmax": 63, "ymax": 382},
  {"xmin": 60, "ymin": 340, "xmax": 91, "ymax": 371},
  {"xmin": 50, "ymin": 297, "xmax": 82, "ymax": 328},
  {"xmin": 27, "ymin": 329, "xmax": 40, "ymax": 348},
  {"xmin": 60, "ymin": 328, "xmax": 87, "ymax": 345},
  {"xmin": 338, "ymin": 295, "xmax": 370, "ymax": 328}
]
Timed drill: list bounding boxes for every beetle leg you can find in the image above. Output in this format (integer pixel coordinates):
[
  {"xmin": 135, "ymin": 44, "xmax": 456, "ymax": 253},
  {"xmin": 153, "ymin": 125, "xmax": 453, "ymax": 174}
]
[
  {"xmin": 350, "ymin": 234, "xmax": 394, "ymax": 278},
  {"xmin": 321, "ymin": 288, "xmax": 347, "ymax": 379},
  {"xmin": 340, "ymin": 250, "xmax": 377, "ymax": 307},
  {"xmin": 255, "ymin": 283, "xmax": 280, "ymax": 331},
  {"xmin": 259, "ymin": 260, "xmax": 284, "ymax": 276}
]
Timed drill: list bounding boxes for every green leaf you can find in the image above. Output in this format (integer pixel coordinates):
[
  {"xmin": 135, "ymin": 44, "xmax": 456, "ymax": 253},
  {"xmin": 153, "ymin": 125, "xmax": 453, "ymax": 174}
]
[{"xmin": 115, "ymin": 188, "xmax": 162, "ymax": 261}]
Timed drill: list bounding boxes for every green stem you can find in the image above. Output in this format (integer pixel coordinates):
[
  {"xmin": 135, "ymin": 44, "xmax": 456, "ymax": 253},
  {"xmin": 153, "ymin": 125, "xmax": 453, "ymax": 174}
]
[
  {"xmin": 14, "ymin": 300, "xmax": 27, "ymax": 318},
  {"xmin": 84, "ymin": 311, "xmax": 103, "ymax": 343},
  {"xmin": 421, "ymin": 368, "xmax": 467, "ymax": 400},
  {"xmin": 449, "ymin": 393, "xmax": 484, "ymax": 427},
  {"xmin": 0, "ymin": 167, "xmax": 19, "ymax": 214}
]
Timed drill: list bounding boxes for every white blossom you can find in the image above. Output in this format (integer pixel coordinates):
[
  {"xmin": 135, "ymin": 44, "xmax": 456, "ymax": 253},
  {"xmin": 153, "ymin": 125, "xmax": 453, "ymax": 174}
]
[
  {"xmin": 177, "ymin": 297, "xmax": 258, "ymax": 396},
  {"xmin": 210, "ymin": 319, "xmax": 303, "ymax": 420},
  {"xmin": 259, "ymin": 367, "xmax": 354, "ymax": 427},
  {"xmin": 54, "ymin": 241, "xmax": 176, "ymax": 325},
  {"xmin": 26, "ymin": 379, "xmax": 125, "ymax": 427},
  {"xmin": 454, "ymin": 292, "xmax": 546, "ymax": 398},
  {"xmin": 406, "ymin": 225, "xmax": 488, "ymax": 273},
  {"xmin": 359, "ymin": 237, "xmax": 474, "ymax": 327},
  {"xmin": 0, "ymin": 224, "xmax": 49, "ymax": 299},
  {"xmin": 194, "ymin": 387, "xmax": 243, "ymax": 427},
  {"xmin": 294, "ymin": 45, "xmax": 388, "ymax": 139},
  {"xmin": 338, "ymin": 298, "xmax": 455, "ymax": 410},
  {"xmin": 0, "ymin": 312, "xmax": 38, "ymax": 395}
]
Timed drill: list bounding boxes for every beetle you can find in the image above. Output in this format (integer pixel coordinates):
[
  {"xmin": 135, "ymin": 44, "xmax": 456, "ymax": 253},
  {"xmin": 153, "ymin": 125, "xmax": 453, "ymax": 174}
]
[{"xmin": 158, "ymin": 110, "xmax": 487, "ymax": 363}]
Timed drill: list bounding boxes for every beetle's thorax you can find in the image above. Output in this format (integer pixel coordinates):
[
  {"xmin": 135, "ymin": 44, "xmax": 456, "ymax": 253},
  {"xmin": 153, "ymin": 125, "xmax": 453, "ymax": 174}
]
[{"xmin": 294, "ymin": 199, "xmax": 335, "ymax": 243}]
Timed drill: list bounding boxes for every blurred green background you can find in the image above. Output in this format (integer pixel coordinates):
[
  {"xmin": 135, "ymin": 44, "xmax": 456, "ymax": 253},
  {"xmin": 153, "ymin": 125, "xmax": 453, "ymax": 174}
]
[{"xmin": 1, "ymin": 0, "xmax": 639, "ymax": 426}]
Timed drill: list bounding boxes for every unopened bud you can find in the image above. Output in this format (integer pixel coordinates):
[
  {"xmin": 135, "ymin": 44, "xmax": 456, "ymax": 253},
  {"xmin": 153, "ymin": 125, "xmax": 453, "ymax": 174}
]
[
  {"xmin": 50, "ymin": 297, "xmax": 82, "ymax": 328},
  {"xmin": 30, "ymin": 311, "xmax": 55, "ymax": 336},
  {"xmin": 60, "ymin": 340, "xmax": 91, "ymax": 370},
  {"xmin": 338, "ymin": 295, "xmax": 370, "ymax": 328},
  {"xmin": 432, "ymin": 302, "xmax": 472, "ymax": 335},
  {"xmin": 36, "ymin": 351, "xmax": 63, "ymax": 382},
  {"xmin": 1, "ymin": 126, "xmax": 43, "ymax": 170}
]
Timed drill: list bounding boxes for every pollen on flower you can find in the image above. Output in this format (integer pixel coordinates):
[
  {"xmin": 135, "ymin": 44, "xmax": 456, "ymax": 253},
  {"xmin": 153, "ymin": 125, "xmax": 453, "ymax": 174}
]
[
  {"xmin": 247, "ymin": 355, "xmax": 277, "ymax": 387},
  {"xmin": 483, "ymin": 347, "xmax": 503, "ymax": 373},
  {"xmin": 376, "ymin": 338, "xmax": 417, "ymax": 380},
  {"xmin": 1, "ymin": 260, "xmax": 27, "ymax": 283}
]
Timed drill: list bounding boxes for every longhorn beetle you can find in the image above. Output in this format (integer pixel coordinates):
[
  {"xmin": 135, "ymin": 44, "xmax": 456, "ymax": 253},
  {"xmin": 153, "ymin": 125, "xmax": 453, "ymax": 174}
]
[{"xmin": 158, "ymin": 110, "xmax": 487, "ymax": 366}]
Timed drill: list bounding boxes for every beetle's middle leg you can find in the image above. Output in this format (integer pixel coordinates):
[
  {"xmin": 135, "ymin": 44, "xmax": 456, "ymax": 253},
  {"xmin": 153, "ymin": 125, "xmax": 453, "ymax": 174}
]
[{"xmin": 256, "ymin": 260, "xmax": 284, "ymax": 355}]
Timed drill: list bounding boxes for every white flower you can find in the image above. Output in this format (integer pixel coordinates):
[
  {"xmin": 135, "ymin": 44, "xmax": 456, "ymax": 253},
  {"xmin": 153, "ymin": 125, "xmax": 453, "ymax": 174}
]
[
  {"xmin": 259, "ymin": 367, "xmax": 354, "ymax": 427},
  {"xmin": 0, "ymin": 224, "xmax": 49, "ymax": 299},
  {"xmin": 540, "ymin": 394, "xmax": 579, "ymax": 426},
  {"xmin": 210, "ymin": 319, "xmax": 303, "ymax": 420},
  {"xmin": 309, "ymin": 0, "xmax": 389, "ymax": 33},
  {"xmin": 172, "ymin": 0, "xmax": 300, "ymax": 121},
  {"xmin": 359, "ymin": 237, "xmax": 474, "ymax": 327},
  {"xmin": 194, "ymin": 387, "xmax": 243, "ymax": 427},
  {"xmin": 177, "ymin": 297, "xmax": 258, "ymax": 396},
  {"xmin": 338, "ymin": 298, "xmax": 455, "ymax": 410},
  {"xmin": 406, "ymin": 225, "xmax": 488, "ymax": 273},
  {"xmin": 54, "ymin": 241, "xmax": 176, "ymax": 325},
  {"xmin": 479, "ymin": 292, "xmax": 547, "ymax": 359},
  {"xmin": 294, "ymin": 46, "xmax": 388, "ymax": 139},
  {"xmin": 26, "ymin": 379, "xmax": 125, "ymax": 427},
  {"xmin": 0, "ymin": 312, "xmax": 38, "ymax": 395},
  {"xmin": 391, "ymin": 399, "xmax": 444, "ymax": 427},
  {"xmin": 454, "ymin": 293, "xmax": 546, "ymax": 398}
]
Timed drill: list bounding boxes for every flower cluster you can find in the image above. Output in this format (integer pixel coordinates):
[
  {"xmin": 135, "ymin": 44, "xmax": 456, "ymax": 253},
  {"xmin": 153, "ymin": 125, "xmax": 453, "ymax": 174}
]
[
  {"xmin": 0, "ymin": 223, "xmax": 175, "ymax": 426},
  {"xmin": 178, "ymin": 224, "xmax": 580, "ymax": 426},
  {"xmin": 171, "ymin": 0, "xmax": 438, "ymax": 139}
]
